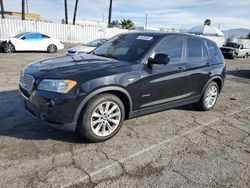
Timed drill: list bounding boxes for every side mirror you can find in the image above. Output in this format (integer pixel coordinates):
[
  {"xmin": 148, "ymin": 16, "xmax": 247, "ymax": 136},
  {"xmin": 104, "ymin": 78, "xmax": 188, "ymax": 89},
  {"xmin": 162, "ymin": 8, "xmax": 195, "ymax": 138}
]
[{"xmin": 148, "ymin": 54, "xmax": 170, "ymax": 65}]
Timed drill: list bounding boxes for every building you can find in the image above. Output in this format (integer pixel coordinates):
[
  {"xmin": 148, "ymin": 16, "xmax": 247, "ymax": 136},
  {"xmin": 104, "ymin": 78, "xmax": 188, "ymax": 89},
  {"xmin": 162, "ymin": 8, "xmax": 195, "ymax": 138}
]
[{"xmin": 2, "ymin": 11, "xmax": 41, "ymax": 20}]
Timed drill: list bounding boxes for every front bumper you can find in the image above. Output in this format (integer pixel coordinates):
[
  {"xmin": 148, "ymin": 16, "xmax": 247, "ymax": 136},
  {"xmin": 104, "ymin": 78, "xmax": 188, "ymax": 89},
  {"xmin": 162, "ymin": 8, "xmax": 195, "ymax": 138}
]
[{"xmin": 19, "ymin": 87, "xmax": 82, "ymax": 132}]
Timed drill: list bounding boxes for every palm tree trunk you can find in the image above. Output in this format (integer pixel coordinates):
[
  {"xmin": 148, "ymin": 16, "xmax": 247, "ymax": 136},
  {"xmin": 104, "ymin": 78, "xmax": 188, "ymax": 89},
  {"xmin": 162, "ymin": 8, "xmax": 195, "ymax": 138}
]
[
  {"xmin": 108, "ymin": 0, "xmax": 113, "ymax": 28},
  {"xmin": 22, "ymin": 0, "xmax": 25, "ymax": 20},
  {"xmin": 0, "ymin": 0, "xmax": 5, "ymax": 19},
  {"xmin": 73, "ymin": 0, "xmax": 79, "ymax": 25},
  {"xmin": 64, "ymin": 0, "xmax": 68, "ymax": 24}
]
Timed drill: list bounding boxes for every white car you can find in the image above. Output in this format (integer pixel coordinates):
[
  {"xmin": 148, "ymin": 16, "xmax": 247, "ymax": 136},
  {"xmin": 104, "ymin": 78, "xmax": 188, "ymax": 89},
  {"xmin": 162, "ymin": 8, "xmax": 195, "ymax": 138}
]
[
  {"xmin": 0, "ymin": 32, "xmax": 64, "ymax": 53},
  {"xmin": 67, "ymin": 38, "xmax": 108, "ymax": 55}
]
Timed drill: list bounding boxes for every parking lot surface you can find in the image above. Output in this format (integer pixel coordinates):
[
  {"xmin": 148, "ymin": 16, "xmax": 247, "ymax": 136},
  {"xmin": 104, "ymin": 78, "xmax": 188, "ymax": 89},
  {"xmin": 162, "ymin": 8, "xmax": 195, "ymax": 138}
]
[{"xmin": 0, "ymin": 46, "xmax": 250, "ymax": 188}]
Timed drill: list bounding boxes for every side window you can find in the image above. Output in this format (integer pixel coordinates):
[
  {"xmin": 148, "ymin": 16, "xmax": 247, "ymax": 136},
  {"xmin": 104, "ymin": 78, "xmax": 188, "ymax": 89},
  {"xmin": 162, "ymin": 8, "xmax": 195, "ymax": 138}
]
[
  {"xmin": 202, "ymin": 41, "xmax": 209, "ymax": 59},
  {"xmin": 24, "ymin": 33, "xmax": 42, "ymax": 40},
  {"xmin": 154, "ymin": 36, "xmax": 183, "ymax": 63},
  {"xmin": 207, "ymin": 41, "xmax": 216, "ymax": 58},
  {"xmin": 42, "ymin": 34, "xmax": 50, "ymax": 39},
  {"xmin": 207, "ymin": 41, "xmax": 224, "ymax": 63},
  {"xmin": 187, "ymin": 38, "xmax": 202, "ymax": 60}
]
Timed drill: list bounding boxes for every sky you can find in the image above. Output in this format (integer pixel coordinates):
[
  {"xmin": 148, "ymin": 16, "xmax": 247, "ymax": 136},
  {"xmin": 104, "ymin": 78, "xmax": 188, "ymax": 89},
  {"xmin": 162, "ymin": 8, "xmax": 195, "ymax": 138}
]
[{"xmin": 3, "ymin": 0, "xmax": 250, "ymax": 30}]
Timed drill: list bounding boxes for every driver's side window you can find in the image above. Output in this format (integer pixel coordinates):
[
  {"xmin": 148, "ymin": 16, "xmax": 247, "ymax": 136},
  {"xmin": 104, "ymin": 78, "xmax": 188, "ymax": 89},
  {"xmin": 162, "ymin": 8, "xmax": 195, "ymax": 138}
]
[{"xmin": 153, "ymin": 36, "xmax": 184, "ymax": 63}]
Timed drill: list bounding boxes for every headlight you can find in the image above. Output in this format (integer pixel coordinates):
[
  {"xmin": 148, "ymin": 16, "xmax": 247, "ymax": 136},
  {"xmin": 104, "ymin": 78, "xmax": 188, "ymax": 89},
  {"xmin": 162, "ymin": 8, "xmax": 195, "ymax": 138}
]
[{"xmin": 37, "ymin": 79, "xmax": 77, "ymax": 93}]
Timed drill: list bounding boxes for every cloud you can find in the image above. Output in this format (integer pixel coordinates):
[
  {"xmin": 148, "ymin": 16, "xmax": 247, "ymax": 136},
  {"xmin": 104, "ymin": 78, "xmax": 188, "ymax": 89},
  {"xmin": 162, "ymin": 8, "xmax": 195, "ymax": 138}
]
[{"xmin": 2, "ymin": 0, "xmax": 250, "ymax": 30}]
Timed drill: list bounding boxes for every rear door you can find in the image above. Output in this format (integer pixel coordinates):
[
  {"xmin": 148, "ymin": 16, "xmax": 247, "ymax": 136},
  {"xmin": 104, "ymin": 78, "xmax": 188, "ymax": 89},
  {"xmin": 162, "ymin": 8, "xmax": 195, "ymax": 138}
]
[{"xmin": 185, "ymin": 37, "xmax": 211, "ymax": 97}]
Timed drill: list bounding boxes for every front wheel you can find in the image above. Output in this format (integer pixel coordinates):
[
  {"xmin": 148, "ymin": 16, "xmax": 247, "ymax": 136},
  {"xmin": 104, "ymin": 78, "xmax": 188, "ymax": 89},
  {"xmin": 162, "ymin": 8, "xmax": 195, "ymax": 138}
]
[
  {"xmin": 3, "ymin": 43, "xmax": 15, "ymax": 53},
  {"xmin": 196, "ymin": 81, "xmax": 219, "ymax": 111},
  {"xmin": 78, "ymin": 94, "xmax": 125, "ymax": 142},
  {"xmin": 47, "ymin": 44, "xmax": 57, "ymax": 53}
]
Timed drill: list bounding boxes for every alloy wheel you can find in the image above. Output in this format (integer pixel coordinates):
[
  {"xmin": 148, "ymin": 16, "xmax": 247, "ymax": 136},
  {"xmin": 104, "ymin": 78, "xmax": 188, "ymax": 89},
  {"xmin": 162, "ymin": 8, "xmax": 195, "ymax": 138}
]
[
  {"xmin": 205, "ymin": 85, "xmax": 218, "ymax": 108},
  {"xmin": 90, "ymin": 101, "xmax": 121, "ymax": 137}
]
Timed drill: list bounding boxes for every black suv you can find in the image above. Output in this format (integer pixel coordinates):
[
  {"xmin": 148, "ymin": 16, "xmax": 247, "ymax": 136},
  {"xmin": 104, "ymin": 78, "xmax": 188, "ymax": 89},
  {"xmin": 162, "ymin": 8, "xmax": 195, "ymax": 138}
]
[{"xmin": 19, "ymin": 32, "xmax": 226, "ymax": 142}]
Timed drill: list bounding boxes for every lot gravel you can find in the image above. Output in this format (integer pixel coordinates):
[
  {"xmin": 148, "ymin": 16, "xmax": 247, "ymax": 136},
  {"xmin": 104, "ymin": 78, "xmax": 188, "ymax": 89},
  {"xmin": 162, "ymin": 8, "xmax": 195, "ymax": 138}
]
[{"xmin": 0, "ymin": 45, "xmax": 250, "ymax": 188}]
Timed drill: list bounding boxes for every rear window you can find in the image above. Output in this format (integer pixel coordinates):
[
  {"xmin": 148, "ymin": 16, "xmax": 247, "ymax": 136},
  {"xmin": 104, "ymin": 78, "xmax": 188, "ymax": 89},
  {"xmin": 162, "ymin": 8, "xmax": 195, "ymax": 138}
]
[
  {"xmin": 187, "ymin": 38, "xmax": 202, "ymax": 60},
  {"xmin": 42, "ymin": 34, "xmax": 50, "ymax": 39}
]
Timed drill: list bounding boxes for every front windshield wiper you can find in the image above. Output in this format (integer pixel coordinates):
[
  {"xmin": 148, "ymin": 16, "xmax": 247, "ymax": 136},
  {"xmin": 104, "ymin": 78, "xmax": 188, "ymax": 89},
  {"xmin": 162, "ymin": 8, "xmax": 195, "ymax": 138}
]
[{"xmin": 92, "ymin": 52, "xmax": 119, "ymax": 60}]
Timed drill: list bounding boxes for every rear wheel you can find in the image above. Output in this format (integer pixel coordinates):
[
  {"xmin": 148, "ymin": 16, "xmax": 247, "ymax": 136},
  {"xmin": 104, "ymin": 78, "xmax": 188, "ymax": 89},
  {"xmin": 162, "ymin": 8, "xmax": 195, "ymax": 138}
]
[
  {"xmin": 196, "ymin": 81, "xmax": 219, "ymax": 111},
  {"xmin": 3, "ymin": 43, "xmax": 15, "ymax": 53},
  {"xmin": 47, "ymin": 44, "xmax": 57, "ymax": 53},
  {"xmin": 78, "ymin": 93, "xmax": 125, "ymax": 142}
]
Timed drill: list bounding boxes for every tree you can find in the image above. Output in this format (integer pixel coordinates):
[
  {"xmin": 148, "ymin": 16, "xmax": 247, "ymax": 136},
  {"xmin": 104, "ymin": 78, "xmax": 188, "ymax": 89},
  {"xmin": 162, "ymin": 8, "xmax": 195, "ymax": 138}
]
[
  {"xmin": 73, "ymin": 0, "xmax": 79, "ymax": 25},
  {"xmin": 64, "ymin": 0, "xmax": 68, "ymax": 24},
  {"xmin": 111, "ymin": 20, "xmax": 120, "ymax": 28},
  {"xmin": 120, "ymin": 19, "xmax": 135, "ymax": 30},
  {"xmin": 204, "ymin": 19, "xmax": 211, "ymax": 26},
  {"xmin": 0, "ymin": 0, "xmax": 5, "ymax": 19},
  {"xmin": 247, "ymin": 32, "xmax": 250, "ymax": 39},
  {"xmin": 22, "ymin": 0, "xmax": 25, "ymax": 20},
  {"xmin": 108, "ymin": 0, "xmax": 113, "ymax": 28}
]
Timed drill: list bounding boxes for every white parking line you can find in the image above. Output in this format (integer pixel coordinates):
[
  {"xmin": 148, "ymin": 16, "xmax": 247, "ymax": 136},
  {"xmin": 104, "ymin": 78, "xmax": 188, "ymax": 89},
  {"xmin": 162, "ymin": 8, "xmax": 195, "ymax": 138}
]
[{"xmin": 61, "ymin": 106, "xmax": 250, "ymax": 188}]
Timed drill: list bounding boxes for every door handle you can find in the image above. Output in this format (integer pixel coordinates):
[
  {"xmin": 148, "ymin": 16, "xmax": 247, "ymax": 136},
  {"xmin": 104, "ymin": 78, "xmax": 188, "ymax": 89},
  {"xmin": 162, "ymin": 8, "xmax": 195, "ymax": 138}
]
[{"xmin": 176, "ymin": 67, "xmax": 186, "ymax": 72}]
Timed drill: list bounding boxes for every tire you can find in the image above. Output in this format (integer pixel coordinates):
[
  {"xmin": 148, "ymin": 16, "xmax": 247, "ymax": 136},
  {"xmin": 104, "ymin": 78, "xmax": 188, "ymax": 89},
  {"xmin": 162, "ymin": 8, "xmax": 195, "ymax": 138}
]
[
  {"xmin": 3, "ymin": 42, "xmax": 15, "ymax": 53},
  {"xmin": 47, "ymin": 44, "xmax": 57, "ymax": 53},
  {"xmin": 78, "ymin": 93, "xmax": 125, "ymax": 142},
  {"xmin": 231, "ymin": 51, "xmax": 236, "ymax": 59},
  {"xmin": 196, "ymin": 81, "xmax": 219, "ymax": 111}
]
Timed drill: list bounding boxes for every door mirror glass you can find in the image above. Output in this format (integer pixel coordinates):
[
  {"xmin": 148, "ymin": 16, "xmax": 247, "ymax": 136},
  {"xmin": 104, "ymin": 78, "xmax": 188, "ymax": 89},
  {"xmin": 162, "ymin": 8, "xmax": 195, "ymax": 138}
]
[{"xmin": 148, "ymin": 54, "xmax": 170, "ymax": 65}]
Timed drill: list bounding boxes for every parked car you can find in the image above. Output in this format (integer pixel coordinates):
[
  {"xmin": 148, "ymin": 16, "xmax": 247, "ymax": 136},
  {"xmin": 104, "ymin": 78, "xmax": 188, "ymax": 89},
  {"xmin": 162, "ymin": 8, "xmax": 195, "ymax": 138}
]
[
  {"xmin": 220, "ymin": 42, "xmax": 250, "ymax": 59},
  {"xmin": 0, "ymin": 32, "xmax": 64, "ymax": 53},
  {"xmin": 19, "ymin": 32, "xmax": 226, "ymax": 142},
  {"xmin": 67, "ymin": 38, "xmax": 108, "ymax": 55}
]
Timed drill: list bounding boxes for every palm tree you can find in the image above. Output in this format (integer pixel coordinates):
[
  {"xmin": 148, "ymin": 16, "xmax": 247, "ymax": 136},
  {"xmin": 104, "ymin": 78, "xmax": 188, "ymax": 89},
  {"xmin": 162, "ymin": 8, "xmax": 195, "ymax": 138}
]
[
  {"xmin": 120, "ymin": 19, "xmax": 135, "ymax": 30},
  {"xmin": 204, "ymin": 19, "xmax": 211, "ymax": 26},
  {"xmin": 73, "ymin": 0, "xmax": 79, "ymax": 25},
  {"xmin": 64, "ymin": 0, "xmax": 68, "ymax": 24},
  {"xmin": 0, "ymin": 0, "xmax": 5, "ymax": 19},
  {"xmin": 111, "ymin": 20, "xmax": 120, "ymax": 28},
  {"xmin": 108, "ymin": 0, "xmax": 113, "ymax": 28},
  {"xmin": 22, "ymin": 0, "xmax": 25, "ymax": 20}
]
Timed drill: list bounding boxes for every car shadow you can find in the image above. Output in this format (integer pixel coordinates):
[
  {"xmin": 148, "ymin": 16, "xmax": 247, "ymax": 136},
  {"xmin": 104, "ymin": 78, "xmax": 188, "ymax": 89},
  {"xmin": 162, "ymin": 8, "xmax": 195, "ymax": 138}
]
[
  {"xmin": 226, "ymin": 69, "xmax": 250, "ymax": 79},
  {"xmin": 0, "ymin": 89, "xmax": 90, "ymax": 144}
]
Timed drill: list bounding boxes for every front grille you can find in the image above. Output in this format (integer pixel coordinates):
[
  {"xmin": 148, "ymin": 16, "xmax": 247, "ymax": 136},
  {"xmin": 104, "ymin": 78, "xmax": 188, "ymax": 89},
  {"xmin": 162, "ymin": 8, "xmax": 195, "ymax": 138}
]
[{"xmin": 20, "ymin": 74, "xmax": 34, "ymax": 92}]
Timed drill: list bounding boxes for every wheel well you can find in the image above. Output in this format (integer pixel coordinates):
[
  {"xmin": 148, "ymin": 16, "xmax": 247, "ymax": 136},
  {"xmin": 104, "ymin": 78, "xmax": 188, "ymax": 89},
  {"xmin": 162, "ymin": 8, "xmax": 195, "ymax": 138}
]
[
  {"xmin": 212, "ymin": 78, "xmax": 222, "ymax": 92},
  {"xmin": 100, "ymin": 90, "xmax": 131, "ymax": 119}
]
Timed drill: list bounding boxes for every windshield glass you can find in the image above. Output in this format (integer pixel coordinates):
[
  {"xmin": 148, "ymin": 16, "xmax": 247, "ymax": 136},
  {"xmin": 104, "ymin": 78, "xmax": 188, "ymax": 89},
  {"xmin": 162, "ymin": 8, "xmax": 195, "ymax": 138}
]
[
  {"xmin": 86, "ymin": 39, "xmax": 106, "ymax": 47},
  {"xmin": 93, "ymin": 34, "xmax": 158, "ymax": 61},
  {"xmin": 225, "ymin": 42, "xmax": 240, "ymax": 48},
  {"xmin": 13, "ymin": 32, "xmax": 29, "ymax": 38}
]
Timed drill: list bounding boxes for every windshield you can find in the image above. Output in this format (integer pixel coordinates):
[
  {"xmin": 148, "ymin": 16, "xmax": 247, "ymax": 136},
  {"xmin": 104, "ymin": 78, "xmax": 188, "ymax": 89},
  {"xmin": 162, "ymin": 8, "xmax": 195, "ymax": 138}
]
[
  {"xmin": 86, "ymin": 39, "xmax": 107, "ymax": 47},
  {"xmin": 13, "ymin": 32, "xmax": 29, "ymax": 38},
  {"xmin": 93, "ymin": 34, "xmax": 158, "ymax": 61},
  {"xmin": 225, "ymin": 42, "xmax": 240, "ymax": 48}
]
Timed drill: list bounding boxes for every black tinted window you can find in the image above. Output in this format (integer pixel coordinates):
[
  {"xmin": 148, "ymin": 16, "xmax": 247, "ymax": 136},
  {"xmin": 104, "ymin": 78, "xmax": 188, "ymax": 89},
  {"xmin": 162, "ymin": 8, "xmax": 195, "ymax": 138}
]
[
  {"xmin": 202, "ymin": 42, "xmax": 209, "ymax": 59},
  {"xmin": 42, "ymin": 34, "xmax": 50, "ymax": 39},
  {"xmin": 207, "ymin": 41, "xmax": 216, "ymax": 57},
  {"xmin": 155, "ymin": 36, "xmax": 183, "ymax": 62},
  {"xmin": 187, "ymin": 38, "xmax": 202, "ymax": 59}
]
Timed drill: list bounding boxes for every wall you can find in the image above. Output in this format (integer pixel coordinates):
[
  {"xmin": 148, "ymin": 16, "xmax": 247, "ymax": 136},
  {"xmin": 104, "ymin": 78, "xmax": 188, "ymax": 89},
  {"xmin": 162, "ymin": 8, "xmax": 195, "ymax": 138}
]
[{"xmin": 0, "ymin": 19, "xmax": 128, "ymax": 43}]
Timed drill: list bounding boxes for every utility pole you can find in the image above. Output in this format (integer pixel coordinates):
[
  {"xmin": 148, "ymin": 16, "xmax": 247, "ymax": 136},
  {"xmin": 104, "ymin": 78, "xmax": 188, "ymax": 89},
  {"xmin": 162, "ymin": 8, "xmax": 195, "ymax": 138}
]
[
  {"xmin": 73, "ymin": 0, "xmax": 78, "ymax": 25},
  {"xmin": 64, "ymin": 0, "xmax": 68, "ymax": 24},
  {"xmin": 145, "ymin": 14, "xmax": 148, "ymax": 30},
  {"xmin": 108, "ymin": 0, "xmax": 112, "ymax": 28},
  {"xmin": 0, "ymin": 0, "xmax": 5, "ymax": 19},
  {"xmin": 22, "ymin": 0, "xmax": 25, "ymax": 20}
]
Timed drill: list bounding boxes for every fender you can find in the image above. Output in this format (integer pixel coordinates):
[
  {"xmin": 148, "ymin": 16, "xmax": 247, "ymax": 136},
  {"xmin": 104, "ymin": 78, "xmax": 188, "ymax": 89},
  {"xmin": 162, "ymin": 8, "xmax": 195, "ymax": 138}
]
[
  {"xmin": 72, "ymin": 86, "xmax": 133, "ymax": 124},
  {"xmin": 201, "ymin": 76, "xmax": 223, "ymax": 95}
]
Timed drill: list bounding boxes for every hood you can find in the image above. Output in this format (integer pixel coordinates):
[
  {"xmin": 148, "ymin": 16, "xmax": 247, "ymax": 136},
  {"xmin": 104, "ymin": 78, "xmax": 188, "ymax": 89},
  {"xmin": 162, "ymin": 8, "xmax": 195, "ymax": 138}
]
[
  {"xmin": 68, "ymin": 45, "xmax": 95, "ymax": 53},
  {"xmin": 22, "ymin": 53, "xmax": 127, "ymax": 79}
]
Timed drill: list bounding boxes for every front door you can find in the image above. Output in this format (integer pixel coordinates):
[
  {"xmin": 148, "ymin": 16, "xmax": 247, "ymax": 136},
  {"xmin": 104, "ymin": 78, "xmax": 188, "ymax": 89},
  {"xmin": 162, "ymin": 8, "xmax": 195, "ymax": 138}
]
[{"xmin": 140, "ymin": 36, "xmax": 187, "ymax": 110}]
